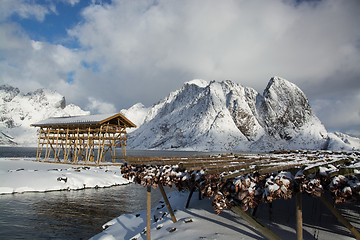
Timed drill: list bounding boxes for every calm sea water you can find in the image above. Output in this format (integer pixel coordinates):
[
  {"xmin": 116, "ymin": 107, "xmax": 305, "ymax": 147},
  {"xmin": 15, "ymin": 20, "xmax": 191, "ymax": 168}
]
[{"xmin": 0, "ymin": 147, "xmax": 212, "ymax": 240}]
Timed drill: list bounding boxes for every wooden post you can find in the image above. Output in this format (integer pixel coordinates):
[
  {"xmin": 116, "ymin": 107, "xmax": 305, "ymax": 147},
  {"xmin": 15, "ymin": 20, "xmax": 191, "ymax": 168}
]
[
  {"xmin": 99, "ymin": 131, "xmax": 107, "ymax": 163},
  {"xmin": 64, "ymin": 128, "xmax": 69, "ymax": 162},
  {"xmin": 36, "ymin": 127, "xmax": 42, "ymax": 160},
  {"xmin": 54, "ymin": 128, "xmax": 60, "ymax": 162},
  {"xmin": 186, "ymin": 188, "xmax": 196, "ymax": 209},
  {"xmin": 147, "ymin": 185, "xmax": 151, "ymax": 240},
  {"xmin": 120, "ymin": 133, "xmax": 124, "ymax": 156},
  {"xmin": 296, "ymin": 192, "xmax": 303, "ymax": 240},
  {"xmin": 158, "ymin": 184, "xmax": 177, "ymax": 223},
  {"xmin": 231, "ymin": 205, "xmax": 281, "ymax": 240},
  {"xmin": 112, "ymin": 133, "xmax": 115, "ymax": 163},
  {"xmin": 124, "ymin": 132, "xmax": 127, "ymax": 156},
  {"xmin": 97, "ymin": 126, "xmax": 103, "ymax": 164},
  {"xmin": 319, "ymin": 194, "xmax": 360, "ymax": 239},
  {"xmin": 74, "ymin": 128, "xmax": 80, "ymax": 163},
  {"xmin": 45, "ymin": 128, "xmax": 50, "ymax": 161}
]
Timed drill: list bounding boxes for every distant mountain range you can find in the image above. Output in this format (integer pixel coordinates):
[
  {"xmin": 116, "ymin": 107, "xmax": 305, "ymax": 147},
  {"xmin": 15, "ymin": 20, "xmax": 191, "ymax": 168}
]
[
  {"xmin": 0, "ymin": 84, "xmax": 89, "ymax": 145},
  {"xmin": 0, "ymin": 77, "xmax": 359, "ymax": 151}
]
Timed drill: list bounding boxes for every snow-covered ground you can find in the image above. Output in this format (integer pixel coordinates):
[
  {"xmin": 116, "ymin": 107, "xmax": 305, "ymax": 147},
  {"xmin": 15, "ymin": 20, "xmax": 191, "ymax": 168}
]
[
  {"xmin": 91, "ymin": 190, "xmax": 359, "ymax": 240},
  {"xmin": 0, "ymin": 158, "xmax": 129, "ymax": 194}
]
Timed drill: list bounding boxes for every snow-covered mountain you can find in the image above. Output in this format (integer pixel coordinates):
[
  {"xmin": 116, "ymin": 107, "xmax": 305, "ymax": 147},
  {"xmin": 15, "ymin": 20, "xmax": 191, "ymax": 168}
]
[
  {"xmin": 1, "ymin": 78, "xmax": 358, "ymax": 151},
  {"xmin": 0, "ymin": 84, "xmax": 89, "ymax": 146},
  {"xmin": 121, "ymin": 77, "xmax": 358, "ymax": 151}
]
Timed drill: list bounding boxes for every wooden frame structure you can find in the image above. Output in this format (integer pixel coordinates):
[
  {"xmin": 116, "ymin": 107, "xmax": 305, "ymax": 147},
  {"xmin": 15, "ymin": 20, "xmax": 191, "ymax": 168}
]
[
  {"xmin": 123, "ymin": 152, "xmax": 360, "ymax": 240},
  {"xmin": 31, "ymin": 113, "xmax": 136, "ymax": 164}
]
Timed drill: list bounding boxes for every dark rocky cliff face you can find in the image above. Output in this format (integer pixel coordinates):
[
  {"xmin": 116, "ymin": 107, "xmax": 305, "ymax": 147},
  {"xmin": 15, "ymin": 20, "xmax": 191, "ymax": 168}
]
[
  {"xmin": 0, "ymin": 85, "xmax": 20, "ymax": 102},
  {"xmin": 259, "ymin": 77, "xmax": 315, "ymax": 140}
]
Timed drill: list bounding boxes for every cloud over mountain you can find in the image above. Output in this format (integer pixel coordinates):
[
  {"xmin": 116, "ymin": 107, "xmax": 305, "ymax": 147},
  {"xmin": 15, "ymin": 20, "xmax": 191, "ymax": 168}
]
[{"xmin": 0, "ymin": 0, "xmax": 359, "ymax": 136}]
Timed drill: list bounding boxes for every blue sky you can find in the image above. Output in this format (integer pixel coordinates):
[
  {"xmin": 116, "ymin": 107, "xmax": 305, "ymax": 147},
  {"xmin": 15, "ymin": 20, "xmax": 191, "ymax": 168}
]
[{"xmin": 0, "ymin": 0, "xmax": 359, "ymax": 136}]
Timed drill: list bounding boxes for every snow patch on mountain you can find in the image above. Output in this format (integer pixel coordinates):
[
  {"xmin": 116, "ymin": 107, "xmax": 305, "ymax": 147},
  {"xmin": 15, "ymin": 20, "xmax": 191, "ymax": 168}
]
[
  {"xmin": 120, "ymin": 103, "xmax": 150, "ymax": 133},
  {"xmin": 0, "ymin": 84, "xmax": 90, "ymax": 146},
  {"xmin": 327, "ymin": 132, "xmax": 360, "ymax": 151}
]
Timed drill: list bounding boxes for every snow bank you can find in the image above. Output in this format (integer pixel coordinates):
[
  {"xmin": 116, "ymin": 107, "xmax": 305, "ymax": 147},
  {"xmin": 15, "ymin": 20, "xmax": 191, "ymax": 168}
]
[{"xmin": 0, "ymin": 158, "xmax": 130, "ymax": 194}]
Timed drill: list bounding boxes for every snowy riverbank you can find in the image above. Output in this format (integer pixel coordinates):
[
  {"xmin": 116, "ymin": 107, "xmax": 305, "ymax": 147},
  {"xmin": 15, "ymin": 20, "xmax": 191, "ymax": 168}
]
[{"xmin": 0, "ymin": 158, "xmax": 130, "ymax": 194}]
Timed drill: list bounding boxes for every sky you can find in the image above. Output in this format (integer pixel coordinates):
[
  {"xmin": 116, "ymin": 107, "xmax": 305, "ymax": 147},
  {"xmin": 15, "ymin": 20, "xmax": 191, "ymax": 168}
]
[{"xmin": 0, "ymin": 0, "xmax": 359, "ymax": 136}]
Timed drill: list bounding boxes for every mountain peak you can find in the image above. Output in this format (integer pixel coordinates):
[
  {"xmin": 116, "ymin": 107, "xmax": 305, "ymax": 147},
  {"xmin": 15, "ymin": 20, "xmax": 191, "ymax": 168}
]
[
  {"xmin": 122, "ymin": 77, "xmax": 333, "ymax": 151},
  {"xmin": 0, "ymin": 85, "xmax": 89, "ymax": 146},
  {"xmin": 0, "ymin": 84, "xmax": 20, "ymax": 102},
  {"xmin": 185, "ymin": 79, "xmax": 209, "ymax": 88}
]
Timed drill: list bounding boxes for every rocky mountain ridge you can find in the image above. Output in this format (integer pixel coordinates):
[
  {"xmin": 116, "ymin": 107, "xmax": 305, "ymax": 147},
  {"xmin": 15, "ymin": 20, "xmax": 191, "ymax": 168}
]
[
  {"xmin": 0, "ymin": 78, "xmax": 359, "ymax": 151},
  {"xmin": 0, "ymin": 84, "xmax": 89, "ymax": 145},
  {"xmin": 121, "ymin": 77, "xmax": 358, "ymax": 151}
]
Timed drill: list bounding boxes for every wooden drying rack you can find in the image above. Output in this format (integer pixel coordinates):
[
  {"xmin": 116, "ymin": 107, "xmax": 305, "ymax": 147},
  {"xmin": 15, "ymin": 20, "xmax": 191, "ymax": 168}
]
[{"xmin": 124, "ymin": 152, "xmax": 360, "ymax": 240}]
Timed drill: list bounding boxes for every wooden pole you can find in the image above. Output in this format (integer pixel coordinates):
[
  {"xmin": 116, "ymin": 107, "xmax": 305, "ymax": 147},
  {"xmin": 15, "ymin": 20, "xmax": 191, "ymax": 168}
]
[
  {"xmin": 319, "ymin": 194, "xmax": 360, "ymax": 239},
  {"xmin": 36, "ymin": 127, "xmax": 42, "ymax": 160},
  {"xmin": 158, "ymin": 184, "xmax": 177, "ymax": 223},
  {"xmin": 54, "ymin": 128, "xmax": 60, "ymax": 162},
  {"xmin": 231, "ymin": 205, "xmax": 281, "ymax": 240},
  {"xmin": 97, "ymin": 126, "xmax": 103, "ymax": 164},
  {"xmin": 99, "ymin": 131, "xmax": 106, "ymax": 163},
  {"xmin": 120, "ymin": 133, "xmax": 124, "ymax": 156},
  {"xmin": 38, "ymin": 130, "xmax": 45, "ymax": 160},
  {"xmin": 147, "ymin": 185, "xmax": 151, "ymax": 240},
  {"xmin": 45, "ymin": 128, "xmax": 50, "ymax": 161},
  {"xmin": 186, "ymin": 188, "xmax": 196, "ymax": 209},
  {"xmin": 296, "ymin": 192, "xmax": 303, "ymax": 240},
  {"xmin": 124, "ymin": 132, "xmax": 127, "ymax": 156},
  {"xmin": 85, "ymin": 127, "xmax": 91, "ymax": 164},
  {"xmin": 64, "ymin": 128, "xmax": 69, "ymax": 162}
]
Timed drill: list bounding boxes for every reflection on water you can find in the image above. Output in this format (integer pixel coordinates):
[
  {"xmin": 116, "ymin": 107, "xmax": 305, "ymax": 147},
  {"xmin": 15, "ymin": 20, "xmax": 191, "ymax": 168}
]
[{"xmin": 0, "ymin": 184, "xmax": 174, "ymax": 239}]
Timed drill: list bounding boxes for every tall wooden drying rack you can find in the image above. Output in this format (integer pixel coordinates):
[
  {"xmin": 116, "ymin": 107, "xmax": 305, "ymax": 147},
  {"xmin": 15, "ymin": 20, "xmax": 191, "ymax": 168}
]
[{"xmin": 31, "ymin": 112, "xmax": 136, "ymax": 165}]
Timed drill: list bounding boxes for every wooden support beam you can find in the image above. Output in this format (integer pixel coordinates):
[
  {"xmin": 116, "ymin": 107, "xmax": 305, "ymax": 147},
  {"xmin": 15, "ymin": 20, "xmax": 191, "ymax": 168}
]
[
  {"xmin": 147, "ymin": 185, "xmax": 151, "ymax": 240},
  {"xmin": 36, "ymin": 127, "xmax": 42, "ymax": 160},
  {"xmin": 124, "ymin": 132, "xmax": 127, "ymax": 156},
  {"xmin": 319, "ymin": 194, "xmax": 360, "ymax": 239},
  {"xmin": 45, "ymin": 128, "xmax": 50, "ymax": 161},
  {"xmin": 64, "ymin": 128, "xmax": 69, "ymax": 162},
  {"xmin": 186, "ymin": 188, "xmax": 196, "ymax": 209},
  {"xmin": 231, "ymin": 205, "xmax": 281, "ymax": 240},
  {"xmin": 296, "ymin": 192, "xmax": 303, "ymax": 240},
  {"xmin": 74, "ymin": 128, "xmax": 80, "ymax": 163},
  {"xmin": 54, "ymin": 128, "xmax": 60, "ymax": 162},
  {"xmin": 85, "ymin": 127, "xmax": 91, "ymax": 164},
  {"xmin": 158, "ymin": 184, "xmax": 177, "ymax": 223},
  {"xmin": 97, "ymin": 126, "xmax": 103, "ymax": 164}
]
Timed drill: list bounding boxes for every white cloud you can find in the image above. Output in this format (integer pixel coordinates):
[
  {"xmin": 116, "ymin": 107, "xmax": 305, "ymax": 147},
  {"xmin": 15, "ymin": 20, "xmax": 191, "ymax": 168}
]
[
  {"xmin": 0, "ymin": 0, "xmax": 359, "ymax": 128},
  {"xmin": 0, "ymin": 0, "xmax": 53, "ymax": 22},
  {"xmin": 86, "ymin": 97, "xmax": 116, "ymax": 114},
  {"xmin": 311, "ymin": 92, "xmax": 360, "ymax": 130},
  {"xmin": 0, "ymin": 23, "xmax": 83, "ymax": 93},
  {"xmin": 68, "ymin": 0, "xmax": 359, "ymax": 91},
  {"xmin": 61, "ymin": 0, "xmax": 80, "ymax": 6}
]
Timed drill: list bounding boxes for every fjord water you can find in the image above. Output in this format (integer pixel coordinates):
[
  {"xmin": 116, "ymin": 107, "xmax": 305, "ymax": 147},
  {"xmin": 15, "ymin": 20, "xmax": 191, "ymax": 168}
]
[{"xmin": 0, "ymin": 147, "xmax": 207, "ymax": 239}]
